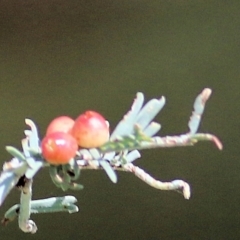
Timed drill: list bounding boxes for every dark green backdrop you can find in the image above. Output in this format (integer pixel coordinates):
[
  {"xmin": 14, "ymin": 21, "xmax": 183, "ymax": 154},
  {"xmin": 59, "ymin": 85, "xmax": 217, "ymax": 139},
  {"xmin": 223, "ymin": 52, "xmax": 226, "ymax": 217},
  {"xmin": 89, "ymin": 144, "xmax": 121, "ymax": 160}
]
[{"xmin": 0, "ymin": 1, "xmax": 239, "ymax": 239}]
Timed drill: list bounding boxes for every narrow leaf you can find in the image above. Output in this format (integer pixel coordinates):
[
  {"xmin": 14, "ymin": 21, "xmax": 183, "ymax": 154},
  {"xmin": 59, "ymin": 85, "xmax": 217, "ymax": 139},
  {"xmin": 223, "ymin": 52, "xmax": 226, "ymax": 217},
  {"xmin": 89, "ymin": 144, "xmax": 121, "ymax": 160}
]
[
  {"xmin": 99, "ymin": 160, "xmax": 117, "ymax": 183},
  {"xmin": 5, "ymin": 146, "xmax": 26, "ymax": 161}
]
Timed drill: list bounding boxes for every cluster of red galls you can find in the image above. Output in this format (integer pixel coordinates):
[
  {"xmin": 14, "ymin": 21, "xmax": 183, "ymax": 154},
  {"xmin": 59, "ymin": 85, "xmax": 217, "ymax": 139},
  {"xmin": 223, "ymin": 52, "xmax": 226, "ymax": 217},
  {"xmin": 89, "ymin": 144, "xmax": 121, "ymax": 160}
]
[{"xmin": 41, "ymin": 111, "xmax": 110, "ymax": 165}]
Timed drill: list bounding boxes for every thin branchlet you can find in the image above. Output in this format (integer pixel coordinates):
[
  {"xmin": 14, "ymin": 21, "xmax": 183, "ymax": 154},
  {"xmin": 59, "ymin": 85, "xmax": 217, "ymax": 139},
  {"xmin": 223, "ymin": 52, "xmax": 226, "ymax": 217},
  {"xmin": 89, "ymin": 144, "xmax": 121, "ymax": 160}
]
[{"xmin": 0, "ymin": 88, "xmax": 222, "ymax": 234}]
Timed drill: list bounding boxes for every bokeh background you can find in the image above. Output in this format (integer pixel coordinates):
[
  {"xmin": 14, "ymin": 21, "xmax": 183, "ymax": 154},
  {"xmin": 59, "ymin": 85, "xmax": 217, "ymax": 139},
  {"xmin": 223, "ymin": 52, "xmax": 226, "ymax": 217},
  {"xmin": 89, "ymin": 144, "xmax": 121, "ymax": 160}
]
[{"xmin": 0, "ymin": 1, "xmax": 239, "ymax": 239}]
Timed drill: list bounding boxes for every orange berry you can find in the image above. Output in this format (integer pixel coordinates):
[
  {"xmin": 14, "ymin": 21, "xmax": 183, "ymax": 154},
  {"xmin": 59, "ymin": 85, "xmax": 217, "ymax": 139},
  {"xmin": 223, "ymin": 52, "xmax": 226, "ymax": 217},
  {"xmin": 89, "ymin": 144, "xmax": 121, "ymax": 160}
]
[
  {"xmin": 46, "ymin": 116, "xmax": 75, "ymax": 136},
  {"xmin": 71, "ymin": 111, "xmax": 109, "ymax": 148},
  {"xmin": 41, "ymin": 132, "xmax": 78, "ymax": 165}
]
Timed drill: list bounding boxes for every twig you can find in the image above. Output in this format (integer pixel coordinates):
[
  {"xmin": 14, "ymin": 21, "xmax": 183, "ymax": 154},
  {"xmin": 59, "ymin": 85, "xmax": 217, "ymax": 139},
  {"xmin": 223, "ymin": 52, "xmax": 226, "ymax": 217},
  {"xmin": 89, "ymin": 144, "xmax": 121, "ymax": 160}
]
[
  {"xmin": 123, "ymin": 163, "xmax": 190, "ymax": 199},
  {"xmin": 76, "ymin": 160, "xmax": 190, "ymax": 199},
  {"xmin": 2, "ymin": 196, "xmax": 78, "ymax": 225},
  {"xmin": 18, "ymin": 179, "xmax": 37, "ymax": 233}
]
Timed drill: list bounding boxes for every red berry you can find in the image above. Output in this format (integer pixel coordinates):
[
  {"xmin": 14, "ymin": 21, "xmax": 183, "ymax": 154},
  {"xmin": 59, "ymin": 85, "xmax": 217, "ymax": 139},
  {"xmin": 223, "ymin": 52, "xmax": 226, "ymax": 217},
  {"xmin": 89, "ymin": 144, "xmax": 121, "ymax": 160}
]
[
  {"xmin": 41, "ymin": 132, "xmax": 78, "ymax": 165},
  {"xmin": 71, "ymin": 110, "xmax": 109, "ymax": 148},
  {"xmin": 46, "ymin": 116, "xmax": 75, "ymax": 136}
]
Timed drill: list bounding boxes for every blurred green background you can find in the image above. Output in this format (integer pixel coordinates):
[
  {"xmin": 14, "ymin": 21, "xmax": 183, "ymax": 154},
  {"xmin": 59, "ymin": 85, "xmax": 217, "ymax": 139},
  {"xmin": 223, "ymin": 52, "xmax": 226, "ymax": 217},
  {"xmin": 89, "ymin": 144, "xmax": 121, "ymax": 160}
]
[{"xmin": 0, "ymin": 0, "xmax": 239, "ymax": 239}]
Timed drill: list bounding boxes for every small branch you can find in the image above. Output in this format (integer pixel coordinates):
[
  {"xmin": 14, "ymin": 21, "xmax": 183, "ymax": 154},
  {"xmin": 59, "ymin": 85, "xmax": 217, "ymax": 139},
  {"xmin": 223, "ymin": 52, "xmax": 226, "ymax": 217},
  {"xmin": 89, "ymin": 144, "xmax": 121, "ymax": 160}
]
[
  {"xmin": 123, "ymin": 163, "xmax": 190, "ymax": 199},
  {"xmin": 2, "ymin": 196, "xmax": 78, "ymax": 225},
  {"xmin": 144, "ymin": 133, "xmax": 222, "ymax": 150},
  {"xmin": 76, "ymin": 160, "xmax": 190, "ymax": 199},
  {"xmin": 18, "ymin": 179, "xmax": 37, "ymax": 234},
  {"xmin": 98, "ymin": 88, "xmax": 222, "ymax": 154},
  {"xmin": 99, "ymin": 132, "xmax": 222, "ymax": 154}
]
